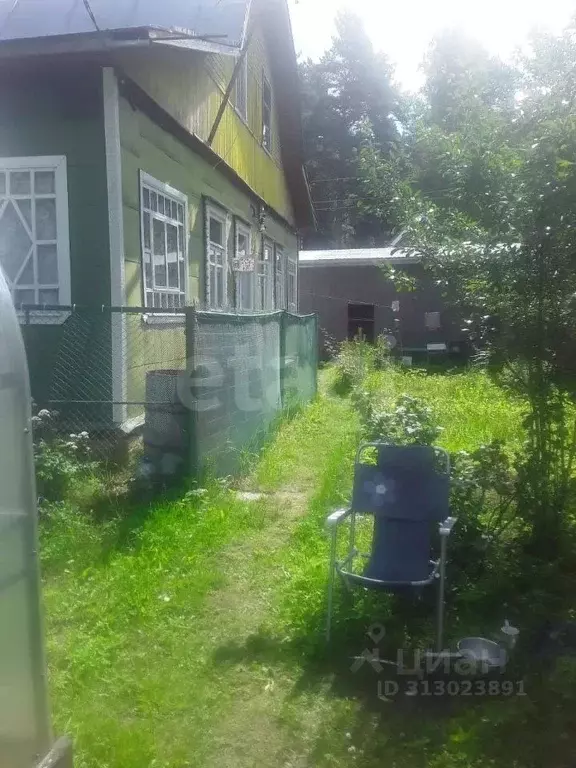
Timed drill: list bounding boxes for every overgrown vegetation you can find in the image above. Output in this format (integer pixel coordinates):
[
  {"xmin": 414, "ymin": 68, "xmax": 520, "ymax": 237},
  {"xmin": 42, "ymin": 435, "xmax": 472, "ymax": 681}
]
[
  {"xmin": 330, "ymin": 339, "xmax": 576, "ymax": 623},
  {"xmin": 42, "ymin": 360, "xmax": 576, "ymax": 768},
  {"xmin": 304, "ymin": 10, "xmax": 576, "ymax": 584},
  {"xmin": 32, "ymin": 406, "xmax": 98, "ymax": 502}
]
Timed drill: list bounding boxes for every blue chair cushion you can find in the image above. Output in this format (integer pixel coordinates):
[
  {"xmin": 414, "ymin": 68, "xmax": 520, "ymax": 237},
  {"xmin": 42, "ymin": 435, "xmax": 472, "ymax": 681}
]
[{"xmin": 364, "ymin": 517, "xmax": 433, "ymax": 583}]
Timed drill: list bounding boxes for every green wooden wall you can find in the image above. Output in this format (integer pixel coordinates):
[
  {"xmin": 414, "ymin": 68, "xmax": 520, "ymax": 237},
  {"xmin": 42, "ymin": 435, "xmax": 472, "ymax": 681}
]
[{"xmin": 0, "ymin": 63, "xmax": 110, "ymax": 404}]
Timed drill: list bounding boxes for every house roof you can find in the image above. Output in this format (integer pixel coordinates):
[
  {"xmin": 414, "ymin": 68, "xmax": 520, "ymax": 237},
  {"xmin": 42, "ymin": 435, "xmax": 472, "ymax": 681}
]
[
  {"xmin": 0, "ymin": 0, "xmax": 315, "ymax": 231},
  {"xmin": 299, "ymin": 248, "xmax": 419, "ymax": 267},
  {"xmin": 0, "ymin": 0, "xmax": 249, "ymax": 47}
]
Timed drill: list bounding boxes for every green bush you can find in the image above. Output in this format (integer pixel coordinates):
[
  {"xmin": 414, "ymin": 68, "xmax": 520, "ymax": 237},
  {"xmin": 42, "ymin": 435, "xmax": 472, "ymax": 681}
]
[
  {"xmin": 32, "ymin": 408, "xmax": 98, "ymax": 502},
  {"xmin": 353, "ymin": 389, "xmax": 443, "ymax": 445},
  {"xmin": 330, "ymin": 335, "xmax": 392, "ymax": 395}
]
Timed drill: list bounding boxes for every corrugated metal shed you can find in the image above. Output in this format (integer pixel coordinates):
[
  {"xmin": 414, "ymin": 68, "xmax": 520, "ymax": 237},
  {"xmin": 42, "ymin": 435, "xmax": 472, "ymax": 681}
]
[
  {"xmin": 299, "ymin": 248, "xmax": 419, "ymax": 267},
  {"xmin": 0, "ymin": 0, "xmax": 249, "ymax": 46}
]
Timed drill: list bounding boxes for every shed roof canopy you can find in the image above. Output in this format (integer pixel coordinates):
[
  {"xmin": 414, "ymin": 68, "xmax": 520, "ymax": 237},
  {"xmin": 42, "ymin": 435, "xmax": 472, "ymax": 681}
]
[
  {"xmin": 299, "ymin": 247, "xmax": 419, "ymax": 267},
  {"xmin": 0, "ymin": 0, "xmax": 249, "ymax": 46}
]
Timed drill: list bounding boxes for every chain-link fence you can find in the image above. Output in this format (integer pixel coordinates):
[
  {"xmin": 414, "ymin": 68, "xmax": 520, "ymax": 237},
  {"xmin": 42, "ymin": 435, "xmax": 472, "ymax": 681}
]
[{"xmin": 20, "ymin": 306, "xmax": 318, "ymax": 477}]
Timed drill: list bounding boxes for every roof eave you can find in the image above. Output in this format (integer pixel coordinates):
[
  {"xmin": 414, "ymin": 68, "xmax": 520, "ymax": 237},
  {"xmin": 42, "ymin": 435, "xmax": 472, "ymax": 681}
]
[
  {"xmin": 299, "ymin": 257, "xmax": 421, "ymax": 267},
  {"xmin": 0, "ymin": 28, "xmax": 238, "ymax": 58},
  {"xmin": 257, "ymin": 0, "xmax": 315, "ymax": 231}
]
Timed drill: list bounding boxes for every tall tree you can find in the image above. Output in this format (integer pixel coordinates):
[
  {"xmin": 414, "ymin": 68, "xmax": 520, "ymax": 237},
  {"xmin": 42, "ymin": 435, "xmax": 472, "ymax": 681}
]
[
  {"xmin": 360, "ymin": 22, "xmax": 576, "ymax": 558},
  {"xmin": 424, "ymin": 29, "xmax": 517, "ymax": 132},
  {"xmin": 300, "ymin": 12, "xmax": 402, "ymax": 248}
]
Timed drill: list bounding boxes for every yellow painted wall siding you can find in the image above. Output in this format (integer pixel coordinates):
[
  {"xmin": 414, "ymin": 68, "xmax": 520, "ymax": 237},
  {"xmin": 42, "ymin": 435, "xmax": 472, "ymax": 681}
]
[
  {"xmin": 118, "ymin": 94, "xmax": 298, "ymax": 421},
  {"xmin": 114, "ymin": 16, "xmax": 295, "ymax": 224},
  {"xmin": 121, "ymin": 303, "xmax": 187, "ymax": 423}
]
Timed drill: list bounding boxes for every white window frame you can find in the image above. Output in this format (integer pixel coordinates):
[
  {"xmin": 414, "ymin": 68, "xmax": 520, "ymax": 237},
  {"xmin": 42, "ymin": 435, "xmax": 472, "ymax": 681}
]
[
  {"xmin": 425, "ymin": 311, "xmax": 441, "ymax": 331},
  {"xmin": 234, "ymin": 219, "xmax": 254, "ymax": 311},
  {"xmin": 205, "ymin": 202, "xmax": 229, "ymax": 311},
  {"xmin": 140, "ymin": 171, "xmax": 189, "ymax": 317},
  {"xmin": 274, "ymin": 244, "xmax": 286, "ymax": 310},
  {"xmin": 287, "ymin": 254, "xmax": 298, "ymax": 313},
  {"xmin": 0, "ymin": 155, "xmax": 70, "ymax": 324},
  {"xmin": 256, "ymin": 238, "xmax": 274, "ymax": 310},
  {"xmin": 233, "ymin": 52, "xmax": 248, "ymax": 123}
]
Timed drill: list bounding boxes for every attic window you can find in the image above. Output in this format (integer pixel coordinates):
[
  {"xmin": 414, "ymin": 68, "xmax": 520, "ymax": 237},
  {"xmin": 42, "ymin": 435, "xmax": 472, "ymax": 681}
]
[
  {"xmin": 233, "ymin": 53, "xmax": 248, "ymax": 122},
  {"xmin": 262, "ymin": 75, "xmax": 272, "ymax": 152}
]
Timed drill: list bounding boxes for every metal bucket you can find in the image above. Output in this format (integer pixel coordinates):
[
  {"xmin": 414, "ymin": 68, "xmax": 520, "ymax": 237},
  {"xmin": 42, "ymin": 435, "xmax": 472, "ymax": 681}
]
[
  {"xmin": 143, "ymin": 369, "xmax": 189, "ymax": 477},
  {"xmin": 457, "ymin": 637, "xmax": 507, "ymax": 670}
]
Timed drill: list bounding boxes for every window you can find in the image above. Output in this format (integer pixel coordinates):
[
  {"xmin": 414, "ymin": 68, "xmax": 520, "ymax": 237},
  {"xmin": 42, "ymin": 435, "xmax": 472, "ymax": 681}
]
[
  {"xmin": 205, "ymin": 203, "xmax": 228, "ymax": 310},
  {"xmin": 233, "ymin": 52, "xmax": 248, "ymax": 122},
  {"xmin": 348, "ymin": 303, "xmax": 375, "ymax": 343},
  {"xmin": 425, "ymin": 311, "xmax": 441, "ymax": 330},
  {"xmin": 275, "ymin": 244, "xmax": 286, "ymax": 309},
  {"xmin": 262, "ymin": 75, "xmax": 272, "ymax": 152},
  {"xmin": 287, "ymin": 255, "xmax": 297, "ymax": 313},
  {"xmin": 140, "ymin": 172, "xmax": 187, "ymax": 309},
  {"xmin": 234, "ymin": 220, "xmax": 253, "ymax": 311},
  {"xmin": 0, "ymin": 155, "xmax": 70, "ymax": 309},
  {"xmin": 256, "ymin": 239, "xmax": 273, "ymax": 310}
]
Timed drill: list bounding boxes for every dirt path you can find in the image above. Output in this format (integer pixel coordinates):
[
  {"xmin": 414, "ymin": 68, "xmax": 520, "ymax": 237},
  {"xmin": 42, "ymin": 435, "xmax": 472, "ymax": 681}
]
[{"xmin": 200, "ymin": 488, "xmax": 312, "ymax": 768}]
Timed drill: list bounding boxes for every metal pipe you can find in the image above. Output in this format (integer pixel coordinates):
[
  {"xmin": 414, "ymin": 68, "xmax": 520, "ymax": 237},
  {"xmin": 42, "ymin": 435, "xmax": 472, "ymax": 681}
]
[
  {"xmin": 348, "ymin": 510, "xmax": 356, "ymax": 559},
  {"xmin": 326, "ymin": 526, "xmax": 338, "ymax": 642},
  {"xmin": 436, "ymin": 532, "xmax": 448, "ymax": 653}
]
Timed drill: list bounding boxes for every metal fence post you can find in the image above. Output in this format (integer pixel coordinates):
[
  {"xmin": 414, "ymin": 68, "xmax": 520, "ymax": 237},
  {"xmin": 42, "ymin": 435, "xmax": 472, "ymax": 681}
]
[
  {"xmin": 184, "ymin": 306, "xmax": 199, "ymax": 479},
  {"xmin": 279, "ymin": 310, "xmax": 287, "ymax": 409},
  {"xmin": 312, "ymin": 313, "xmax": 319, "ymax": 398}
]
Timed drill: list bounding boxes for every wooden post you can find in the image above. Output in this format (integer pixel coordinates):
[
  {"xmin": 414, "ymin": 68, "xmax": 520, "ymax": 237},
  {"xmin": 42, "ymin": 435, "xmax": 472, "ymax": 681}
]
[{"xmin": 207, "ymin": 30, "xmax": 254, "ymax": 147}]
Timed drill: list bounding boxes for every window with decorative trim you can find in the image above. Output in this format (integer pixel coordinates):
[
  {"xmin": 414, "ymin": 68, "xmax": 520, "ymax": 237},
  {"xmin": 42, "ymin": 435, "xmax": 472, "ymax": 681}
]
[
  {"xmin": 287, "ymin": 255, "xmax": 298, "ymax": 313},
  {"xmin": 234, "ymin": 219, "xmax": 253, "ymax": 311},
  {"xmin": 205, "ymin": 203, "xmax": 229, "ymax": 310},
  {"xmin": 233, "ymin": 53, "xmax": 248, "ymax": 122},
  {"xmin": 256, "ymin": 238, "xmax": 274, "ymax": 310},
  {"xmin": 0, "ymin": 155, "xmax": 70, "ymax": 310},
  {"xmin": 274, "ymin": 244, "xmax": 286, "ymax": 310},
  {"xmin": 140, "ymin": 172, "xmax": 188, "ymax": 309}
]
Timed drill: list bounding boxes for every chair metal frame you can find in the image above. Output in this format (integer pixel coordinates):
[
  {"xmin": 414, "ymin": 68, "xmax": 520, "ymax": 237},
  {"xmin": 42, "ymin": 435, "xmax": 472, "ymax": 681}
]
[{"xmin": 326, "ymin": 442, "xmax": 457, "ymax": 649}]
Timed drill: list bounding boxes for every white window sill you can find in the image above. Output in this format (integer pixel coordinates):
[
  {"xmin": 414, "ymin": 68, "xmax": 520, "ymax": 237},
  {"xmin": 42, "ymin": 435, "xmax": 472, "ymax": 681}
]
[
  {"xmin": 17, "ymin": 310, "xmax": 70, "ymax": 326},
  {"xmin": 142, "ymin": 312, "xmax": 186, "ymax": 327}
]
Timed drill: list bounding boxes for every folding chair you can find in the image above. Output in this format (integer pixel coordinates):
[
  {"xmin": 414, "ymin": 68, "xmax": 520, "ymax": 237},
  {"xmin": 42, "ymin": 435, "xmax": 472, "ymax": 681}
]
[{"xmin": 326, "ymin": 443, "xmax": 456, "ymax": 650}]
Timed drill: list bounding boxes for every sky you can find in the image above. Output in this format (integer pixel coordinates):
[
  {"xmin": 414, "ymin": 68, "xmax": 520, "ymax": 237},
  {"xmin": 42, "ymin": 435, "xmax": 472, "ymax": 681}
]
[{"xmin": 288, "ymin": 0, "xmax": 576, "ymax": 91}]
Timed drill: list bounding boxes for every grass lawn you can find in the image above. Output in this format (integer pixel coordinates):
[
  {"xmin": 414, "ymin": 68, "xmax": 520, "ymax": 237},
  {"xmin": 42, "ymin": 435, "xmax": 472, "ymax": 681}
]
[{"xmin": 42, "ymin": 366, "xmax": 576, "ymax": 768}]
